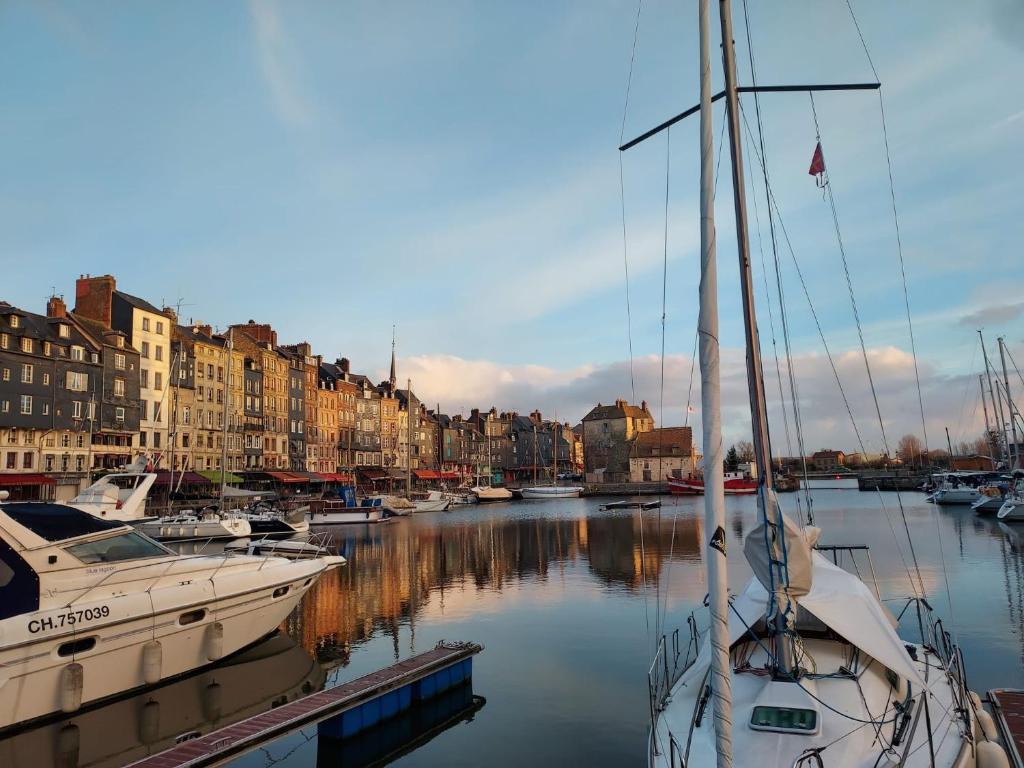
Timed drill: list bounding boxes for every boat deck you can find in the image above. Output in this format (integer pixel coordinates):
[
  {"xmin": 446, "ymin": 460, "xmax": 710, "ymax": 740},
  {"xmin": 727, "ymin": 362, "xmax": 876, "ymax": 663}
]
[
  {"xmin": 124, "ymin": 640, "xmax": 482, "ymax": 768},
  {"xmin": 991, "ymin": 689, "xmax": 1024, "ymax": 768}
]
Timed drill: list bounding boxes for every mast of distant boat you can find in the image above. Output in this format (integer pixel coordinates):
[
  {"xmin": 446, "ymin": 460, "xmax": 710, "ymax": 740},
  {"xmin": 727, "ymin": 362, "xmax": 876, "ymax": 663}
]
[
  {"xmin": 980, "ymin": 330, "xmax": 1006, "ymax": 465},
  {"xmin": 980, "ymin": 375, "xmax": 997, "ymax": 468},
  {"xmin": 219, "ymin": 328, "xmax": 233, "ymax": 504},
  {"xmin": 698, "ymin": 0, "xmax": 732, "ymax": 762},
  {"xmin": 407, "ymin": 378, "xmax": 413, "ymax": 495},
  {"xmin": 999, "ymin": 337, "xmax": 1020, "ymax": 469}
]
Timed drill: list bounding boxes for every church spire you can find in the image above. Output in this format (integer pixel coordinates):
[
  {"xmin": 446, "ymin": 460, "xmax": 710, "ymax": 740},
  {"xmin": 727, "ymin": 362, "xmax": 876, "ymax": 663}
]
[{"xmin": 389, "ymin": 325, "xmax": 397, "ymax": 394}]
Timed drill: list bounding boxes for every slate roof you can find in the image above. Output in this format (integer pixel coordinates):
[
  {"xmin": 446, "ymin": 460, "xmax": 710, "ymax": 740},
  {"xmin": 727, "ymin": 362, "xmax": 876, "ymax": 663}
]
[
  {"xmin": 634, "ymin": 427, "xmax": 692, "ymax": 457},
  {"xmin": 113, "ymin": 290, "xmax": 164, "ymax": 316},
  {"xmin": 582, "ymin": 402, "xmax": 652, "ymax": 421}
]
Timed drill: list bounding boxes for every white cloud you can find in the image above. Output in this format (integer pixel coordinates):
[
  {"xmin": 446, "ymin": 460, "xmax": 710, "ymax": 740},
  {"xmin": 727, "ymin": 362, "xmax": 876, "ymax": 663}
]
[{"xmin": 249, "ymin": 0, "xmax": 313, "ymax": 127}]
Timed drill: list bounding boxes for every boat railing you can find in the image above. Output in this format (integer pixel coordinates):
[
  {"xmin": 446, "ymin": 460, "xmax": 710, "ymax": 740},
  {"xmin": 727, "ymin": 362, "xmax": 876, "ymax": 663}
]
[
  {"xmin": 648, "ymin": 614, "xmax": 701, "ymax": 759},
  {"xmin": 791, "ymin": 748, "xmax": 825, "ymax": 767}
]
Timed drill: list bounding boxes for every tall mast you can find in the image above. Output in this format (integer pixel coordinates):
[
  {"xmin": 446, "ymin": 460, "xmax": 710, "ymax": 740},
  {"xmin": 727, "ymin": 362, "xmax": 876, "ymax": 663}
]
[
  {"xmin": 980, "ymin": 374, "xmax": 996, "ymax": 466},
  {"xmin": 980, "ymin": 330, "xmax": 1004, "ymax": 463},
  {"xmin": 407, "ymin": 377, "xmax": 413, "ymax": 495},
  {"xmin": 219, "ymin": 329, "xmax": 233, "ymax": 503},
  {"xmin": 533, "ymin": 425, "xmax": 538, "ymax": 485},
  {"xmin": 999, "ymin": 337, "xmax": 1019, "ymax": 469},
  {"xmin": 698, "ymin": 0, "xmax": 732, "ymax": 762},
  {"xmin": 553, "ymin": 422, "xmax": 558, "ymax": 484},
  {"xmin": 719, "ymin": 0, "xmax": 792, "ymax": 674}
]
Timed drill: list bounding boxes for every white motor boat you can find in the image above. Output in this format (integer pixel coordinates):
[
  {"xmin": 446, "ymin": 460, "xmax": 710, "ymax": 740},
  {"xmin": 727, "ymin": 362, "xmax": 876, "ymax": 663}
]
[
  {"xmin": 926, "ymin": 472, "xmax": 985, "ymax": 505},
  {"xmin": 136, "ymin": 510, "xmax": 252, "ymax": 541},
  {"xmin": 67, "ymin": 466, "xmax": 158, "ymax": 524},
  {"xmin": 238, "ymin": 504, "xmax": 309, "ymax": 537},
  {"xmin": 426, "ymin": 489, "xmax": 477, "ymax": 506},
  {"xmin": 365, "ymin": 495, "xmax": 414, "ymax": 516},
  {"xmin": 470, "ymin": 486, "xmax": 513, "ymax": 502},
  {"xmin": 309, "ymin": 499, "xmax": 390, "ymax": 525},
  {"xmin": 971, "ymin": 483, "xmax": 1009, "ymax": 515},
  {"xmin": 224, "ymin": 537, "xmax": 336, "ymax": 560},
  {"xmin": 0, "ymin": 492, "xmax": 343, "ymax": 729},
  {"xmin": 411, "ymin": 498, "xmax": 451, "ymax": 513},
  {"xmin": 520, "ymin": 486, "xmax": 583, "ymax": 500}
]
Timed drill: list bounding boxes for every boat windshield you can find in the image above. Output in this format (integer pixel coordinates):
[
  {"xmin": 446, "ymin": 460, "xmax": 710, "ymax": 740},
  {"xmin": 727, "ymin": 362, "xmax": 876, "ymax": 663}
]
[
  {"xmin": 65, "ymin": 531, "xmax": 172, "ymax": 564},
  {"xmin": 2, "ymin": 502, "xmax": 124, "ymax": 542}
]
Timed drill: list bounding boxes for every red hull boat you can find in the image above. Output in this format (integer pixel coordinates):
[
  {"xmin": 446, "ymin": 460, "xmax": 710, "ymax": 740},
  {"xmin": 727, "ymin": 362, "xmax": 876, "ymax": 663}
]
[{"xmin": 667, "ymin": 474, "xmax": 758, "ymax": 495}]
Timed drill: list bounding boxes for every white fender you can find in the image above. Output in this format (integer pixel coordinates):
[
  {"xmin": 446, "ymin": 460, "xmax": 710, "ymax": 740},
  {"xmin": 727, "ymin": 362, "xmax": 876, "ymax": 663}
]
[
  {"xmin": 142, "ymin": 640, "xmax": 162, "ymax": 685},
  {"xmin": 60, "ymin": 663, "xmax": 84, "ymax": 713},
  {"xmin": 969, "ymin": 690, "xmax": 983, "ymax": 712},
  {"xmin": 976, "ymin": 708, "xmax": 1000, "ymax": 743},
  {"xmin": 205, "ymin": 621, "xmax": 224, "ymax": 661},
  {"xmin": 977, "ymin": 740, "xmax": 1010, "ymax": 768}
]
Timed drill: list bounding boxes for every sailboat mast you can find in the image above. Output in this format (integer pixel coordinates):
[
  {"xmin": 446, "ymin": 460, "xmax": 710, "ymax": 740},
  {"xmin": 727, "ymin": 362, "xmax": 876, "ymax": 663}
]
[
  {"xmin": 219, "ymin": 329, "xmax": 232, "ymax": 503},
  {"xmin": 981, "ymin": 374, "xmax": 996, "ymax": 466},
  {"xmin": 698, "ymin": 0, "xmax": 732, "ymax": 761},
  {"xmin": 999, "ymin": 337, "xmax": 1020, "ymax": 469},
  {"xmin": 407, "ymin": 378, "xmax": 413, "ymax": 495},
  {"xmin": 718, "ymin": 0, "xmax": 792, "ymax": 675},
  {"xmin": 980, "ymin": 330, "xmax": 1005, "ymax": 463}
]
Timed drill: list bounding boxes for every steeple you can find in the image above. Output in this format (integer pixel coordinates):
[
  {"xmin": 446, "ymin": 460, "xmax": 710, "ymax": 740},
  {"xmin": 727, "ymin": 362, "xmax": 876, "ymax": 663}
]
[{"xmin": 389, "ymin": 325, "xmax": 397, "ymax": 394}]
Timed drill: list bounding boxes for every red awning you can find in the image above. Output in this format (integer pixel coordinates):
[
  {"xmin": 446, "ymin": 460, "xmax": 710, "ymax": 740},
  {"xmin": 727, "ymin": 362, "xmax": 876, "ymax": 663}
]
[
  {"xmin": 359, "ymin": 468, "xmax": 388, "ymax": 480},
  {"xmin": 152, "ymin": 471, "xmax": 211, "ymax": 486},
  {"xmin": 320, "ymin": 472, "xmax": 355, "ymax": 483},
  {"xmin": 414, "ymin": 469, "xmax": 441, "ymax": 480},
  {"xmin": 0, "ymin": 473, "xmax": 55, "ymax": 486},
  {"xmin": 268, "ymin": 471, "xmax": 305, "ymax": 484},
  {"xmin": 441, "ymin": 471, "xmax": 460, "ymax": 481}
]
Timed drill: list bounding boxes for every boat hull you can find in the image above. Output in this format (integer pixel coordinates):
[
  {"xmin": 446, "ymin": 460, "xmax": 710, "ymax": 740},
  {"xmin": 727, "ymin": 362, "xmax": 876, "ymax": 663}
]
[
  {"xmin": 471, "ymin": 487, "xmax": 514, "ymax": 502},
  {"xmin": 971, "ymin": 496, "xmax": 1005, "ymax": 515},
  {"xmin": 667, "ymin": 478, "xmax": 757, "ymax": 495},
  {"xmin": 137, "ymin": 517, "xmax": 252, "ymax": 541},
  {"xmin": 0, "ymin": 556, "xmax": 338, "ymax": 729},
  {"xmin": 998, "ymin": 500, "xmax": 1024, "ymax": 521},
  {"xmin": 412, "ymin": 499, "xmax": 451, "ymax": 513},
  {"xmin": 520, "ymin": 487, "xmax": 583, "ymax": 499},
  {"xmin": 309, "ymin": 508, "xmax": 386, "ymax": 524},
  {"xmin": 931, "ymin": 488, "xmax": 982, "ymax": 505}
]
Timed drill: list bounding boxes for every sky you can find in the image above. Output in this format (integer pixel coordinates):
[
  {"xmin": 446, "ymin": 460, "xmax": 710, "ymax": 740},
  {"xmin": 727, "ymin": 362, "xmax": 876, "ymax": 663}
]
[{"xmin": 1, "ymin": 0, "xmax": 1022, "ymax": 454}]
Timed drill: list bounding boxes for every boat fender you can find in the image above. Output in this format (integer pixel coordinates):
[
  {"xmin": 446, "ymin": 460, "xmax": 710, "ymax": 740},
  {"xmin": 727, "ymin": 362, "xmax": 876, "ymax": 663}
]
[
  {"xmin": 60, "ymin": 663, "xmax": 84, "ymax": 713},
  {"xmin": 203, "ymin": 681, "xmax": 223, "ymax": 721},
  {"xmin": 969, "ymin": 690, "xmax": 983, "ymax": 712},
  {"xmin": 139, "ymin": 701, "xmax": 160, "ymax": 745},
  {"xmin": 205, "ymin": 622, "xmax": 224, "ymax": 661},
  {"xmin": 142, "ymin": 640, "xmax": 162, "ymax": 685},
  {"xmin": 56, "ymin": 723, "xmax": 80, "ymax": 768},
  {"xmin": 977, "ymin": 709, "xmax": 1000, "ymax": 742},
  {"xmin": 977, "ymin": 740, "xmax": 1010, "ymax": 768}
]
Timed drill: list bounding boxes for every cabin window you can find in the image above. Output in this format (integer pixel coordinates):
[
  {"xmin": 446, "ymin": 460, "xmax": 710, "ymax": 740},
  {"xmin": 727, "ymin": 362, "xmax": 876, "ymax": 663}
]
[
  {"xmin": 750, "ymin": 706, "xmax": 817, "ymax": 733},
  {"xmin": 66, "ymin": 532, "xmax": 171, "ymax": 564},
  {"xmin": 58, "ymin": 637, "xmax": 96, "ymax": 657},
  {"xmin": 178, "ymin": 608, "xmax": 206, "ymax": 626}
]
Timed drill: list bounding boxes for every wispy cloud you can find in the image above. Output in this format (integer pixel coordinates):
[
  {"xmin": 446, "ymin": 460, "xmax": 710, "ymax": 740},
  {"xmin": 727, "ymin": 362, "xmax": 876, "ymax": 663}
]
[
  {"xmin": 248, "ymin": 0, "xmax": 313, "ymax": 127},
  {"xmin": 958, "ymin": 301, "xmax": 1024, "ymax": 327}
]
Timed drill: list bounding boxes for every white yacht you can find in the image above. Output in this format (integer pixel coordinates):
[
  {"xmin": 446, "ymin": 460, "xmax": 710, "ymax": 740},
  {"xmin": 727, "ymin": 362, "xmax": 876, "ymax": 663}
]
[
  {"xmin": 238, "ymin": 504, "xmax": 310, "ymax": 537},
  {"xmin": 136, "ymin": 509, "xmax": 252, "ymax": 541},
  {"xmin": 997, "ymin": 474, "xmax": 1024, "ymax": 521},
  {"xmin": 67, "ymin": 463, "xmax": 158, "ymax": 524},
  {"xmin": 470, "ymin": 486, "xmax": 513, "ymax": 502},
  {"xmin": 365, "ymin": 494, "xmax": 414, "ymax": 516},
  {"xmin": 927, "ymin": 472, "xmax": 984, "ymax": 505},
  {"xmin": 309, "ymin": 498, "xmax": 390, "ymax": 525},
  {"xmin": 520, "ymin": 486, "xmax": 583, "ymax": 499},
  {"xmin": 426, "ymin": 489, "xmax": 477, "ymax": 506},
  {"xmin": 0, "ymin": 492, "xmax": 343, "ymax": 729}
]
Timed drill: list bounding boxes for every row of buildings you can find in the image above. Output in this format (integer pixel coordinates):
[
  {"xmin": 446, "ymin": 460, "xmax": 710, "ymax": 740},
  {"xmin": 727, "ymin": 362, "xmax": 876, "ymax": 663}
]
[{"xmin": 4, "ymin": 274, "xmax": 660, "ymax": 501}]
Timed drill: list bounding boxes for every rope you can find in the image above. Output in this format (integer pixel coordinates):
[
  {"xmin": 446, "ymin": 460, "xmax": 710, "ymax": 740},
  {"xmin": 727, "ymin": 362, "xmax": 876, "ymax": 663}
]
[{"xmin": 655, "ymin": 128, "xmax": 670, "ymax": 643}]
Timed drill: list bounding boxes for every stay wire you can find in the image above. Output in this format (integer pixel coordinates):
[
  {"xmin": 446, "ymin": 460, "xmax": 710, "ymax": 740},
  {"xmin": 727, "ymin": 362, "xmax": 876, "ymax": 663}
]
[{"xmin": 656, "ymin": 127, "xmax": 670, "ymax": 643}]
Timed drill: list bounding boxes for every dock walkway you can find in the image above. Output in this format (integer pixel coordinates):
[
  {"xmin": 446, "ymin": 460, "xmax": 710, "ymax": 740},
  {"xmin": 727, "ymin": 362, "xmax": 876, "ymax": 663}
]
[
  {"xmin": 991, "ymin": 689, "xmax": 1024, "ymax": 768},
  {"xmin": 125, "ymin": 640, "xmax": 482, "ymax": 768}
]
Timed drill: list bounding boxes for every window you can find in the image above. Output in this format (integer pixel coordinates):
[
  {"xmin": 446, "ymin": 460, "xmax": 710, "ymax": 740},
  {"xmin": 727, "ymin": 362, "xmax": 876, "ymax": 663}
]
[
  {"xmin": 9, "ymin": 315, "xmax": 19, "ymax": 328},
  {"xmin": 87, "ymin": 401, "xmax": 95, "ymax": 420},
  {"xmin": 42, "ymin": 403, "xmax": 49, "ymax": 416},
  {"xmin": 91, "ymin": 353, "xmax": 99, "ymax": 363},
  {"xmin": 114, "ymin": 353, "xmax": 126, "ymax": 370},
  {"xmin": 1, "ymin": 368, "xmax": 8, "ymax": 382},
  {"xmin": 42, "ymin": 373, "xmax": 49, "ymax": 385},
  {"xmin": 66, "ymin": 532, "xmax": 171, "ymax": 564},
  {"xmin": 75, "ymin": 455, "xmax": 84, "ymax": 472},
  {"xmin": 154, "ymin": 402, "xmax": 162, "ymax": 422},
  {"xmin": 113, "ymin": 378, "xmax": 125, "ymax": 397},
  {"xmin": 155, "ymin": 345, "xmax": 163, "ymax": 362},
  {"xmin": 0, "ymin": 333, "xmax": 6, "ymax": 349},
  {"xmin": 22, "ymin": 452, "xmax": 32, "ymax": 469},
  {"xmin": 141, "ymin": 341, "xmax": 149, "ymax": 359},
  {"xmin": 208, "ymin": 363, "xmax": 214, "ymax": 379},
  {"xmin": 142, "ymin": 318, "xmax": 150, "ymax": 332},
  {"xmin": 61, "ymin": 433, "xmax": 70, "ymax": 448},
  {"xmin": 156, "ymin": 321, "xmax": 163, "ymax": 335},
  {"xmin": 19, "ymin": 395, "xmax": 31, "ymax": 415},
  {"xmin": 66, "ymin": 371, "xmax": 88, "ymax": 391},
  {"xmin": 5, "ymin": 453, "xmax": 13, "ymax": 469},
  {"xmin": 116, "ymin": 336, "xmax": 124, "ymax": 348},
  {"xmin": 183, "ymin": 406, "xmax": 191, "ymax": 424},
  {"xmin": 20, "ymin": 364, "xmax": 32, "ymax": 384},
  {"xmin": 115, "ymin": 406, "xmax": 125, "ymax": 422},
  {"xmin": 76, "ymin": 434, "xmax": 84, "ymax": 448},
  {"xmin": 45, "ymin": 454, "xmax": 54, "ymax": 471},
  {"xmin": 153, "ymin": 431, "xmax": 161, "ymax": 448},
  {"xmin": 21, "ymin": 337, "xmax": 32, "ymax": 354},
  {"xmin": 154, "ymin": 372, "xmax": 162, "ymax": 390},
  {"xmin": 750, "ymin": 706, "xmax": 818, "ymax": 733},
  {"xmin": 72, "ymin": 401, "xmax": 82, "ymax": 419},
  {"xmin": 140, "ymin": 369, "xmax": 149, "ymax": 388},
  {"xmin": 0, "ymin": 400, "xmax": 7, "ymax": 413},
  {"xmin": 43, "ymin": 341, "xmax": 51, "ymax": 356},
  {"xmin": 70, "ymin": 346, "xmax": 84, "ymax": 361},
  {"xmin": 139, "ymin": 431, "xmax": 147, "ymax": 447},
  {"xmin": 58, "ymin": 324, "xmax": 70, "ymax": 338}
]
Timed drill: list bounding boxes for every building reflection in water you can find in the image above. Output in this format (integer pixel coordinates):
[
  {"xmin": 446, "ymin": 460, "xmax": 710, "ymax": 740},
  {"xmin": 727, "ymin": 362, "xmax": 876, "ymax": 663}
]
[{"xmin": 288, "ymin": 511, "xmax": 704, "ymax": 664}]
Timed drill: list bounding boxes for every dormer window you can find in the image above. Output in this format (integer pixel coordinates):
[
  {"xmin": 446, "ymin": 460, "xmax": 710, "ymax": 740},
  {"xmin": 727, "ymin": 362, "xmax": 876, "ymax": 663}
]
[
  {"xmin": 70, "ymin": 346, "xmax": 84, "ymax": 361},
  {"xmin": 116, "ymin": 336, "xmax": 124, "ymax": 349},
  {"xmin": 58, "ymin": 323, "xmax": 70, "ymax": 338},
  {"xmin": 20, "ymin": 337, "xmax": 32, "ymax": 354},
  {"xmin": 9, "ymin": 315, "xmax": 19, "ymax": 329}
]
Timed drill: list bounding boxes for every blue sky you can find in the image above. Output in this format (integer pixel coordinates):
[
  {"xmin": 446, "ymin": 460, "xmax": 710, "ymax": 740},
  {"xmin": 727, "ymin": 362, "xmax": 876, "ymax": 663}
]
[{"xmin": 1, "ymin": 0, "xmax": 1022, "ymax": 450}]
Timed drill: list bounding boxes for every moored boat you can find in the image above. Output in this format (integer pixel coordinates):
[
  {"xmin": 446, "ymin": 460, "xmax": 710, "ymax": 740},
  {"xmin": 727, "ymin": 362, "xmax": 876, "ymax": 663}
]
[
  {"xmin": 520, "ymin": 486, "xmax": 583, "ymax": 499},
  {"xmin": 667, "ymin": 472, "xmax": 757, "ymax": 496},
  {"xmin": 470, "ymin": 486, "xmax": 514, "ymax": 502},
  {"xmin": 0, "ymin": 492, "xmax": 343, "ymax": 730},
  {"xmin": 309, "ymin": 498, "xmax": 390, "ymax": 525},
  {"xmin": 67, "ymin": 459, "xmax": 159, "ymax": 524},
  {"xmin": 137, "ymin": 509, "xmax": 252, "ymax": 541}
]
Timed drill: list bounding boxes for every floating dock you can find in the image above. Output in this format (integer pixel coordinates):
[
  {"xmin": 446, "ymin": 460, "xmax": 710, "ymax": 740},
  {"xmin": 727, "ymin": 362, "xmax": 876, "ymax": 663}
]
[
  {"xmin": 601, "ymin": 500, "xmax": 662, "ymax": 511},
  {"xmin": 990, "ymin": 689, "xmax": 1024, "ymax": 768},
  {"xmin": 125, "ymin": 640, "xmax": 483, "ymax": 768}
]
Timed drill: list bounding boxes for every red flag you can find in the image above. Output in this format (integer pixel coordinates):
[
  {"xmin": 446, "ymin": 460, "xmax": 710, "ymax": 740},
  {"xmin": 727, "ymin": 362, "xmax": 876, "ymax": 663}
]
[{"xmin": 808, "ymin": 141, "xmax": 825, "ymax": 177}]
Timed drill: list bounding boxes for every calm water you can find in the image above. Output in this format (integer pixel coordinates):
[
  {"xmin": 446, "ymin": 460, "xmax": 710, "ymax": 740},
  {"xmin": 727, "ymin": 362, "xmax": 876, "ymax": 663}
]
[{"xmin": 5, "ymin": 491, "xmax": 1024, "ymax": 768}]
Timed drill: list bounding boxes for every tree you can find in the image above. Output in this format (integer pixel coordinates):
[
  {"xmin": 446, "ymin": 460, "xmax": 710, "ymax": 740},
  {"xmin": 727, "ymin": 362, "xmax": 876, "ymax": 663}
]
[
  {"xmin": 735, "ymin": 440, "xmax": 755, "ymax": 463},
  {"xmin": 725, "ymin": 445, "xmax": 740, "ymax": 471},
  {"xmin": 896, "ymin": 434, "xmax": 923, "ymax": 467}
]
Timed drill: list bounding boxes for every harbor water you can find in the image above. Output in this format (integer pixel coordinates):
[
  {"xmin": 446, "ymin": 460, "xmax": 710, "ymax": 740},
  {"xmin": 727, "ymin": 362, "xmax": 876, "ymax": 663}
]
[{"xmin": 3, "ymin": 490, "xmax": 1024, "ymax": 768}]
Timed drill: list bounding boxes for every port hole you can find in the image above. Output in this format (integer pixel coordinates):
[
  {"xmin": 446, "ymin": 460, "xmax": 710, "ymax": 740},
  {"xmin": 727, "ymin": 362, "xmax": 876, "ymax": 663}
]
[
  {"xmin": 178, "ymin": 609, "xmax": 207, "ymax": 626},
  {"xmin": 58, "ymin": 637, "xmax": 96, "ymax": 657},
  {"xmin": 273, "ymin": 586, "xmax": 289, "ymax": 598}
]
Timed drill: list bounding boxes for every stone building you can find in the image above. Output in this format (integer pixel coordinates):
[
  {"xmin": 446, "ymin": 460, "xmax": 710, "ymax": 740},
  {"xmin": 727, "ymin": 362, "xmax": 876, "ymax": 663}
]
[
  {"xmin": 280, "ymin": 346, "xmax": 307, "ymax": 471},
  {"xmin": 168, "ymin": 319, "xmax": 196, "ymax": 473},
  {"xmin": 74, "ymin": 275, "xmax": 171, "ymax": 458},
  {"xmin": 810, "ymin": 449, "xmax": 846, "ymax": 471},
  {"xmin": 628, "ymin": 427, "xmax": 697, "ymax": 482},
  {"xmin": 230, "ymin": 322, "xmax": 288, "ymax": 469},
  {"xmin": 351, "ymin": 374, "xmax": 382, "ymax": 467},
  {"xmin": 172, "ymin": 324, "xmax": 229, "ymax": 473},
  {"xmin": 581, "ymin": 399, "xmax": 654, "ymax": 483},
  {"xmin": 320, "ymin": 358, "xmax": 357, "ymax": 470}
]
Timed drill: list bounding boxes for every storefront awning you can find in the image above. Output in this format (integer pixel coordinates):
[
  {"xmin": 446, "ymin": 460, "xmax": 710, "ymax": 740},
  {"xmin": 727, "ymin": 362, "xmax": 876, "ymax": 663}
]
[
  {"xmin": 268, "ymin": 471, "xmax": 305, "ymax": 484},
  {"xmin": 412, "ymin": 469, "xmax": 460, "ymax": 481},
  {"xmin": 319, "ymin": 472, "xmax": 355, "ymax": 483},
  {"xmin": 152, "ymin": 471, "xmax": 211, "ymax": 486},
  {"xmin": 198, "ymin": 469, "xmax": 244, "ymax": 485},
  {"xmin": 0, "ymin": 473, "xmax": 55, "ymax": 486},
  {"xmin": 358, "ymin": 468, "xmax": 388, "ymax": 480}
]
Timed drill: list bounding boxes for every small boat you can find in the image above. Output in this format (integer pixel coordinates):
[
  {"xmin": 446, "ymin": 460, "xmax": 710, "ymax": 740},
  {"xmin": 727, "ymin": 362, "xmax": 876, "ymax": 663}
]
[
  {"xmin": 972, "ymin": 482, "xmax": 1010, "ymax": 515},
  {"xmin": 411, "ymin": 498, "xmax": 451, "ymax": 513},
  {"xmin": 67, "ymin": 459, "xmax": 159, "ymax": 524},
  {"xmin": 239, "ymin": 504, "xmax": 310, "ymax": 537},
  {"xmin": 427, "ymin": 489, "xmax": 478, "ymax": 506},
  {"xmin": 520, "ymin": 486, "xmax": 583, "ymax": 499},
  {"xmin": 601, "ymin": 499, "xmax": 661, "ymax": 510},
  {"xmin": 470, "ymin": 486, "xmax": 514, "ymax": 502},
  {"xmin": 926, "ymin": 472, "xmax": 988, "ymax": 505},
  {"xmin": 224, "ymin": 537, "xmax": 337, "ymax": 560},
  {"xmin": 365, "ymin": 494, "xmax": 414, "ymax": 516},
  {"xmin": 667, "ymin": 471, "xmax": 757, "ymax": 495},
  {"xmin": 309, "ymin": 498, "xmax": 390, "ymax": 525},
  {"xmin": 0, "ymin": 491, "xmax": 343, "ymax": 729},
  {"xmin": 137, "ymin": 509, "xmax": 252, "ymax": 541}
]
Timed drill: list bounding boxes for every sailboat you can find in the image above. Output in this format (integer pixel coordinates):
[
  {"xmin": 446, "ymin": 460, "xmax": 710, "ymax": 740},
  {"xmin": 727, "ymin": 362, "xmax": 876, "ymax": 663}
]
[
  {"xmin": 635, "ymin": 2, "xmax": 1007, "ymax": 766},
  {"xmin": 521, "ymin": 422, "xmax": 583, "ymax": 499}
]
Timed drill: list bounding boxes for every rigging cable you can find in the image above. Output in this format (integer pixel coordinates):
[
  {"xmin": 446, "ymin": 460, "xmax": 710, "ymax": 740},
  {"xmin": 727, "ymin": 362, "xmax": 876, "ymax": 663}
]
[{"xmin": 655, "ymin": 127, "xmax": 671, "ymax": 643}]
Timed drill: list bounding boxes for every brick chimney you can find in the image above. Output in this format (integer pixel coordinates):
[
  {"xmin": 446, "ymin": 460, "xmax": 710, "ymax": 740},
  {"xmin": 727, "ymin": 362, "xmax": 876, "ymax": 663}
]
[
  {"xmin": 614, "ymin": 398, "xmax": 627, "ymax": 409},
  {"xmin": 195, "ymin": 323, "xmax": 213, "ymax": 337},
  {"xmin": 75, "ymin": 274, "xmax": 116, "ymax": 327},
  {"xmin": 231, "ymin": 321, "xmax": 277, "ymax": 347},
  {"xmin": 46, "ymin": 295, "xmax": 67, "ymax": 318},
  {"xmin": 641, "ymin": 400, "xmax": 648, "ymax": 412},
  {"xmin": 338, "ymin": 357, "xmax": 350, "ymax": 374},
  {"xmin": 162, "ymin": 306, "xmax": 177, "ymax": 323}
]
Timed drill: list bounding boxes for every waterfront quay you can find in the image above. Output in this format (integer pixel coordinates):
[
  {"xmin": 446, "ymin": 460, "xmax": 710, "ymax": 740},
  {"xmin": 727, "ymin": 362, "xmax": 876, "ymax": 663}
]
[{"xmin": 3, "ymin": 491, "xmax": 1023, "ymax": 768}]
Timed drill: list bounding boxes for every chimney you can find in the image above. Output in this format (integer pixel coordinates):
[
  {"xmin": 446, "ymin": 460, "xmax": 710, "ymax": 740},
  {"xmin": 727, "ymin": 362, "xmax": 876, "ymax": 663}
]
[
  {"xmin": 162, "ymin": 306, "xmax": 177, "ymax": 323},
  {"xmin": 195, "ymin": 323, "xmax": 213, "ymax": 337},
  {"xmin": 46, "ymin": 295, "xmax": 67, "ymax": 319},
  {"xmin": 74, "ymin": 274, "xmax": 116, "ymax": 327},
  {"xmin": 615, "ymin": 398, "xmax": 627, "ymax": 409},
  {"xmin": 641, "ymin": 400, "xmax": 648, "ymax": 412},
  {"xmin": 338, "ymin": 357, "xmax": 350, "ymax": 374}
]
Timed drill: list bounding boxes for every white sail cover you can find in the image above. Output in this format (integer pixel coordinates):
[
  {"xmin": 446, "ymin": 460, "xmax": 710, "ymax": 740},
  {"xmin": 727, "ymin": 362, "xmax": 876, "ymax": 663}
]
[{"xmin": 726, "ymin": 554, "xmax": 927, "ymax": 689}]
